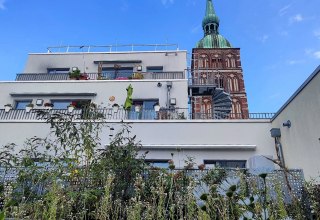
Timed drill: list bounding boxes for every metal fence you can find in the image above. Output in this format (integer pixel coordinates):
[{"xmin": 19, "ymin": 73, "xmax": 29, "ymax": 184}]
[
  {"xmin": 15, "ymin": 71, "xmax": 185, "ymax": 81},
  {"xmin": 0, "ymin": 108, "xmax": 274, "ymax": 121},
  {"xmin": 0, "ymin": 167, "xmax": 305, "ymax": 201}
]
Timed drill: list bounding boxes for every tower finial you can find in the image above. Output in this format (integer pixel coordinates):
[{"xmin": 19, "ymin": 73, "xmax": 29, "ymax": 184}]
[{"xmin": 202, "ymin": 0, "xmax": 220, "ymax": 35}]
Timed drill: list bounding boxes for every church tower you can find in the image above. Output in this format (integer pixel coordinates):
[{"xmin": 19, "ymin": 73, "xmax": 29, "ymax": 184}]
[{"xmin": 190, "ymin": 0, "xmax": 248, "ymax": 119}]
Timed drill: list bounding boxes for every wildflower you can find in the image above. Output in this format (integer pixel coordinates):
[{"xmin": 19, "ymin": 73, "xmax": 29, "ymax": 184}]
[
  {"xmin": 249, "ymin": 167, "xmax": 274, "ymax": 179},
  {"xmin": 216, "ymin": 177, "xmax": 240, "ymax": 197},
  {"xmin": 239, "ymin": 211, "xmax": 254, "ymax": 220},
  {"xmin": 261, "ymin": 208, "xmax": 269, "ymax": 220},
  {"xmin": 238, "ymin": 195, "xmax": 259, "ymax": 206},
  {"xmin": 193, "ymin": 182, "xmax": 209, "ymax": 206}
]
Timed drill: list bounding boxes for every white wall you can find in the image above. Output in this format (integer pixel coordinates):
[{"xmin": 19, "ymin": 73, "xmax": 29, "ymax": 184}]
[
  {"xmin": 0, "ymin": 119, "xmax": 275, "ymax": 169},
  {"xmin": 272, "ymin": 69, "xmax": 320, "ymax": 179},
  {"xmin": 0, "ymin": 80, "xmax": 188, "ymax": 109},
  {"xmin": 24, "ymin": 51, "xmax": 187, "ymax": 73}
]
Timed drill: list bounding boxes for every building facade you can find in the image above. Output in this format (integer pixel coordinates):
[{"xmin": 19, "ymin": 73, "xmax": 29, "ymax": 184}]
[
  {"xmin": 1, "ymin": 0, "xmax": 320, "ymax": 179},
  {"xmin": 190, "ymin": 0, "xmax": 248, "ymax": 119}
]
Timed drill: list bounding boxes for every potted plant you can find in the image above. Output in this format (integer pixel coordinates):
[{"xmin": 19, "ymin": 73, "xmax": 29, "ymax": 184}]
[
  {"xmin": 90, "ymin": 102, "xmax": 97, "ymax": 109},
  {"xmin": 132, "ymin": 72, "xmax": 144, "ymax": 79},
  {"xmin": 68, "ymin": 104, "xmax": 75, "ymax": 113},
  {"xmin": 69, "ymin": 69, "xmax": 88, "ymax": 80},
  {"xmin": 112, "ymin": 103, "xmax": 120, "ymax": 113},
  {"xmin": 44, "ymin": 102, "xmax": 54, "ymax": 110},
  {"xmin": 79, "ymin": 73, "xmax": 89, "ymax": 80},
  {"xmin": 69, "ymin": 69, "xmax": 81, "ymax": 80},
  {"xmin": 25, "ymin": 103, "xmax": 34, "ymax": 112},
  {"xmin": 4, "ymin": 104, "xmax": 12, "ymax": 112}
]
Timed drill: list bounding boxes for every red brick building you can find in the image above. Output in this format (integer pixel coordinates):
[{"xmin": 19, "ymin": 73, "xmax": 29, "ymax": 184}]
[{"xmin": 190, "ymin": 0, "xmax": 248, "ymax": 119}]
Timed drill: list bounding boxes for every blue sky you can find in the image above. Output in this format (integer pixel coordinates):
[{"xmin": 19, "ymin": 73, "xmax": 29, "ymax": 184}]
[{"xmin": 0, "ymin": 0, "xmax": 319, "ymax": 113}]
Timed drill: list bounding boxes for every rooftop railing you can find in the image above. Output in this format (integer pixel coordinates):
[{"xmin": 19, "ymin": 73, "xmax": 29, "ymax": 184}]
[
  {"xmin": 46, "ymin": 44, "xmax": 180, "ymax": 53},
  {"xmin": 0, "ymin": 108, "xmax": 274, "ymax": 121},
  {"xmin": 15, "ymin": 72, "xmax": 185, "ymax": 81}
]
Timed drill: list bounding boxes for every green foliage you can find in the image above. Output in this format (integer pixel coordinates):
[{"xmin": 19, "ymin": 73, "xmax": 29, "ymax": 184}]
[{"xmin": 0, "ymin": 109, "xmax": 318, "ymax": 219}]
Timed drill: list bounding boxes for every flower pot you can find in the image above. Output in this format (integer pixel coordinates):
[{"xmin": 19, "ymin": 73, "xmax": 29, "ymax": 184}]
[
  {"xmin": 4, "ymin": 106, "xmax": 12, "ymax": 112},
  {"xmin": 113, "ymin": 105, "xmax": 119, "ymax": 113},
  {"xmin": 154, "ymin": 104, "xmax": 160, "ymax": 112},
  {"xmin": 68, "ymin": 106, "xmax": 75, "ymax": 113},
  {"xmin": 25, "ymin": 106, "xmax": 33, "ymax": 113},
  {"xmin": 135, "ymin": 105, "xmax": 141, "ymax": 112}
]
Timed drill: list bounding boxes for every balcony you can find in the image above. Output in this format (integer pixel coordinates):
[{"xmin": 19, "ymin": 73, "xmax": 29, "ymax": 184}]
[
  {"xmin": 0, "ymin": 108, "xmax": 274, "ymax": 121},
  {"xmin": 15, "ymin": 71, "xmax": 185, "ymax": 81}
]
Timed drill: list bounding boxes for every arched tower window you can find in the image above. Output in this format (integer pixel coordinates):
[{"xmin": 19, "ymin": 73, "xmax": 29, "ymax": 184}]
[
  {"xmin": 201, "ymin": 98, "xmax": 212, "ymax": 119},
  {"xmin": 227, "ymin": 77, "xmax": 233, "ymax": 92},
  {"xmin": 212, "ymin": 54, "xmax": 223, "ymax": 68},
  {"xmin": 231, "ymin": 57, "xmax": 236, "ymax": 68},
  {"xmin": 199, "ymin": 54, "xmax": 209, "ymax": 69},
  {"xmin": 233, "ymin": 77, "xmax": 239, "ymax": 91},
  {"xmin": 231, "ymin": 99, "xmax": 242, "ymax": 118}
]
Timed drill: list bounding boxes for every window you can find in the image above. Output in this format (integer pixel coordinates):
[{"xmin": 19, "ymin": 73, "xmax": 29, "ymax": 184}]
[
  {"xmin": 199, "ymin": 55, "xmax": 209, "ymax": 68},
  {"xmin": 102, "ymin": 67, "xmax": 133, "ymax": 79},
  {"xmin": 145, "ymin": 159, "xmax": 169, "ymax": 169},
  {"xmin": 129, "ymin": 100, "xmax": 158, "ymax": 120},
  {"xmin": 201, "ymin": 98, "xmax": 212, "ymax": 119},
  {"xmin": 47, "ymin": 68, "xmax": 70, "ymax": 74},
  {"xmin": 146, "ymin": 66, "xmax": 163, "ymax": 73},
  {"xmin": 204, "ymin": 160, "xmax": 246, "ymax": 169},
  {"xmin": 15, "ymin": 100, "xmax": 32, "ymax": 109},
  {"xmin": 51, "ymin": 99, "xmax": 91, "ymax": 109}
]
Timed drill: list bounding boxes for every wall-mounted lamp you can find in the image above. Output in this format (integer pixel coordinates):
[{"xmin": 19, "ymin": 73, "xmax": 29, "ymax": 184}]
[
  {"xmin": 137, "ymin": 65, "xmax": 142, "ymax": 71},
  {"xmin": 167, "ymin": 81, "xmax": 172, "ymax": 89},
  {"xmin": 157, "ymin": 82, "xmax": 162, "ymax": 87},
  {"xmin": 283, "ymin": 120, "xmax": 291, "ymax": 128},
  {"xmin": 169, "ymin": 98, "xmax": 176, "ymax": 105}
]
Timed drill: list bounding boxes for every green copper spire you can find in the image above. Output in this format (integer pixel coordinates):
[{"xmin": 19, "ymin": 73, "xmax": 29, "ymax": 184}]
[
  {"xmin": 196, "ymin": 0, "xmax": 232, "ymax": 48},
  {"xmin": 202, "ymin": 0, "xmax": 220, "ymax": 34}
]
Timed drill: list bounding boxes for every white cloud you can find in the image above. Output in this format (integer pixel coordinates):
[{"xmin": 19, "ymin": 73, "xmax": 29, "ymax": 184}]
[
  {"xmin": 290, "ymin": 14, "xmax": 304, "ymax": 23},
  {"xmin": 161, "ymin": 0, "xmax": 174, "ymax": 6},
  {"xmin": 286, "ymin": 59, "xmax": 304, "ymax": 65},
  {"xmin": 313, "ymin": 51, "xmax": 320, "ymax": 59},
  {"xmin": 191, "ymin": 25, "xmax": 201, "ymax": 34},
  {"xmin": 279, "ymin": 4, "xmax": 291, "ymax": 16},
  {"xmin": 279, "ymin": 30, "xmax": 289, "ymax": 36},
  {"xmin": 0, "ymin": 0, "xmax": 6, "ymax": 10},
  {"xmin": 259, "ymin": 35, "xmax": 269, "ymax": 43},
  {"xmin": 186, "ymin": 0, "xmax": 196, "ymax": 6},
  {"xmin": 120, "ymin": 1, "xmax": 129, "ymax": 11},
  {"xmin": 314, "ymin": 30, "xmax": 320, "ymax": 39}
]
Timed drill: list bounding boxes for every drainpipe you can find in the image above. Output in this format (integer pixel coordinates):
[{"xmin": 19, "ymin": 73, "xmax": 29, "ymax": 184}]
[
  {"xmin": 270, "ymin": 128, "xmax": 286, "ymax": 168},
  {"xmin": 275, "ymin": 137, "xmax": 286, "ymax": 168},
  {"xmin": 167, "ymin": 82, "xmax": 172, "ymax": 108}
]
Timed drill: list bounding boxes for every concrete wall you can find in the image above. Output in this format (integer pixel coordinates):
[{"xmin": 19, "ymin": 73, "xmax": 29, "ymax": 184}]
[
  {"xmin": 0, "ymin": 119, "xmax": 275, "ymax": 169},
  {"xmin": 0, "ymin": 80, "xmax": 188, "ymax": 109},
  {"xmin": 24, "ymin": 51, "xmax": 187, "ymax": 73},
  {"xmin": 272, "ymin": 68, "xmax": 320, "ymax": 179}
]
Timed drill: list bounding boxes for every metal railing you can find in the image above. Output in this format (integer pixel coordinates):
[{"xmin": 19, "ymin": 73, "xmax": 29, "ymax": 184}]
[
  {"xmin": 46, "ymin": 44, "xmax": 180, "ymax": 53},
  {"xmin": 186, "ymin": 69, "xmax": 228, "ymax": 89},
  {"xmin": 0, "ymin": 108, "xmax": 274, "ymax": 121},
  {"xmin": 15, "ymin": 71, "xmax": 185, "ymax": 81}
]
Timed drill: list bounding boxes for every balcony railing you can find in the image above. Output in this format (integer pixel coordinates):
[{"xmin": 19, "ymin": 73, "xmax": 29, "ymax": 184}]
[
  {"xmin": 15, "ymin": 72, "xmax": 185, "ymax": 81},
  {"xmin": 0, "ymin": 108, "xmax": 274, "ymax": 121}
]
